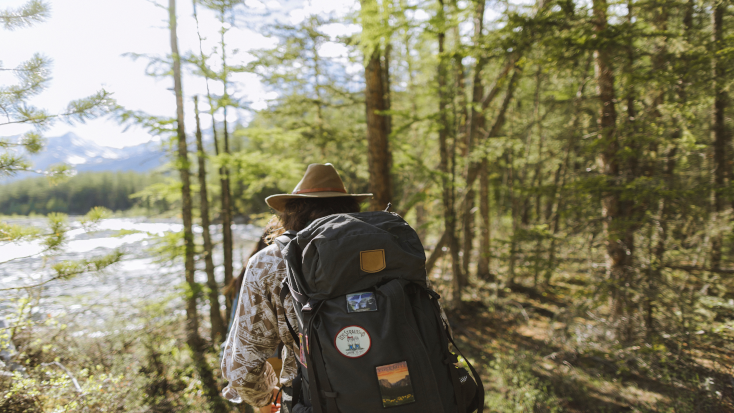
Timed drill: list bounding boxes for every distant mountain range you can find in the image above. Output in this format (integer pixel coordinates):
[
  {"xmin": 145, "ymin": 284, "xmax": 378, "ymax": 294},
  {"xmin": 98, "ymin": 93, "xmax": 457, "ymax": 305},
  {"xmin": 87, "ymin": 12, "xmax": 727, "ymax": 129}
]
[
  {"xmin": 379, "ymin": 377, "xmax": 412, "ymax": 389},
  {"xmin": 2, "ymin": 132, "xmax": 167, "ymax": 182}
]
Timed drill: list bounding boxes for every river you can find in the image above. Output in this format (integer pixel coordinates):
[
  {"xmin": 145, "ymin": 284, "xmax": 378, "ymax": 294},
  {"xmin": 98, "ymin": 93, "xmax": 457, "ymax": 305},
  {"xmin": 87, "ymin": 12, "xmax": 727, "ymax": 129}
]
[{"xmin": 0, "ymin": 217, "xmax": 262, "ymax": 336}]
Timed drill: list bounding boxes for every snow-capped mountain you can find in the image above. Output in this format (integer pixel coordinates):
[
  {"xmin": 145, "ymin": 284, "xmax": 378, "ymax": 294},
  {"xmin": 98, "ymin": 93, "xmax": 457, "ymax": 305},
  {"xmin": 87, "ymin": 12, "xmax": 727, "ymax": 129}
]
[{"xmin": 2, "ymin": 132, "xmax": 166, "ymax": 182}]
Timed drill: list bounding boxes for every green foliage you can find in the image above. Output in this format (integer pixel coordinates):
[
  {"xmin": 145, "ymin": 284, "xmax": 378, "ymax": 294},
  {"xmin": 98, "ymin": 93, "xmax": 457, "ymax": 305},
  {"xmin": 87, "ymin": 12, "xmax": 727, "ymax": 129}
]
[
  {"xmin": 0, "ymin": 171, "xmax": 167, "ymax": 215},
  {"xmin": 0, "ymin": 294, "xmax": 220, "ymax": 412},
  {"xmin": 43, "ymin": 212, "xmax": 68, "ymax": 252},
  {"xmin": 51, "ymin": 250, "xmax": 124, "ymax": 281},
  {"xmin": 0, "ymin": 0, "xmax": 49, "ymax": 30},
  {"xmin": 0, "ymin": 221, "xmax": 40, "ymax": 243},
  {"xmin": 1, "ymin": 3, "xmax": 117, "ymax": 180},
  {"xmin": 79, "ymin": 206, "xmax": 112, "ymax": 231},
  {"xmin": 485, "ymin": 352, "xmax": 561, "ymax": 413}
]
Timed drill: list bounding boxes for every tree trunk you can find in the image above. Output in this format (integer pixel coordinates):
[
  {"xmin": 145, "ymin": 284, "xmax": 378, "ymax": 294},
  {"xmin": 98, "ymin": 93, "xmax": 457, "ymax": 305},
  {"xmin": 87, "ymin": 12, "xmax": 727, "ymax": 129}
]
[
  {"xmin": 592, "ymin": 0, "xmax": 627, "ymax": 322},
  {"xmin": 194, "ymin": 96, "xmax": 227, "ymax": 343},
  {"xmin": 221, "ymin": 110, "xmax": 234, "ymax": 324},
  {"xmin": 508, "ymin": 151, "xmax": 518, "ymax": 286},
  {"xmin": 383, "ymin": 42, "xmax": 392, "ymax": 139},
  {"xmin": 478, "ymin": 158, "xmax": 492, "ymax": 280},
  {"xmin": 710, "ymin": 0, "xmax": 727, "ymax": 271},
  {"xmin": 645, "ymin": 0, "xmax": 672, "ymax": 338},
  {"xmin": 219, "ymin": 23, "xmax": 235, "ymax": 324},
  {"xmin": 193, "ymin": 4, "xmax": 229, "ymax": 323},
  {"xmin": 415, "ymin": 201, "xmax": 427, "ymax": 242},
  {"xmin": 459, "ymin": 0, "xmax": 487, "ymax": 283},
  {"xmin": 168, "ymin": 1, "xmax": 226, "ymax": 410},
  {"xmin": 361, "ymin": 0, "xmax": 392, "ymax": 211},
  {"xmin": 436, "ymin": 0, "xmax": 463, "ymax": 307},
  {"xmin": 425, "ymin": 66, "xmax": 522, "ymax": 290}
]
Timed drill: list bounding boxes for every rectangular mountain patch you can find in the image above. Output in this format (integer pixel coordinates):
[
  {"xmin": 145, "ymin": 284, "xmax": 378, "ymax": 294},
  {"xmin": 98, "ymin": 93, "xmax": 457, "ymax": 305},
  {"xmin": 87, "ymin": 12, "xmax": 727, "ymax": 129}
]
[
  {"xmin": 376, "ymin": 361, "xmax": 416, "ymax": 407},
  {"xmin": 346, "ymin": 291, "xmax": 377, "ymax": 313}
]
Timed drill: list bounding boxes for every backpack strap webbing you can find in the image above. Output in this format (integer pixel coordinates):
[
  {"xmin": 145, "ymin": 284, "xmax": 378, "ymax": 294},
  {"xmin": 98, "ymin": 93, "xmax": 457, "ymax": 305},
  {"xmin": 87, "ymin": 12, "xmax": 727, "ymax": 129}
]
[
  {"xmin": 307, "ymin": 331, "xmax": 339, "ymax": 413},
  {"xmin": 427, "ymin": 291, "xmax": 485, "ymax": 413},
  {"xmin": 430, "ymin": 298, "xmax": 466, "ymax": 413},
  {"xmin": 301, "ymin": 300, "xmax": 339, "ymax": 413},
  {"xmin": 274, "ymin": 230, "xmax": 308, "ymax": 348},
  {"xmin": 291, "ymin": 364, "xmax": 303, "ymax": 409},
  {"xmin": 278, "ymin": 282, "xmax": 301, "ymax": 349},
  {"xmin": 446, "ymin": 331, "xmax": 485, "ymax": 413}
]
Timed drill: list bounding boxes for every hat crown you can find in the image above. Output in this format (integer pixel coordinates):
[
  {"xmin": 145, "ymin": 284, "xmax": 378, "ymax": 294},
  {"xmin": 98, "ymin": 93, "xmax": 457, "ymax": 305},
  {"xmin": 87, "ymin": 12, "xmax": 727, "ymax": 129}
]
[{"xmin": 292, "ymin": 163, "xmax": 347, "ymax": 195}]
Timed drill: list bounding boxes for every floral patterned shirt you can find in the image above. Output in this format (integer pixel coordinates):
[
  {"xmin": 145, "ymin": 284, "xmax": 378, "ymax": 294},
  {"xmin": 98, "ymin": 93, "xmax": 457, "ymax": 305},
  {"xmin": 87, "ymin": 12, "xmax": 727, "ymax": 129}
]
[{"xmin": 221, "ymin": 244, "xmax": 299, "ymax": 407}]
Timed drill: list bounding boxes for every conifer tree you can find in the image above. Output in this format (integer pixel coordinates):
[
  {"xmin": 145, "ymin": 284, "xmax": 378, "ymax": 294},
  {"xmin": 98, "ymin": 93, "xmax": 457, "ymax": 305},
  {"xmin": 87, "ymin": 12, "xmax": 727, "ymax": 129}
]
[
  {"xmin": 709, "ymin": 0, "xmax": 728, "ymax": 271},
  {"xmin": 167, "ymin": 1, "xmax": 225, "ymax": 410},
  {"xmin": 1, "ymin": 1, "xmax": 115, "ymax": 178},
  {"xmin": 194, "ymin": 95, "xmax": 227, "ymax": 342},
  {"xmin": 360, "ymin": 0, "xmax": 393, "ymax": 211}
]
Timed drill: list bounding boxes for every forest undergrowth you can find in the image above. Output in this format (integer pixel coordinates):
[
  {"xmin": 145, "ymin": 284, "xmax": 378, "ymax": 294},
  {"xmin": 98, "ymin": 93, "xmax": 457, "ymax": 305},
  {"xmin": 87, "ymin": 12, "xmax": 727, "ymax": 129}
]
[
  {"xmin": 432, "ymin": 244, "xmax": 734, "ymax": 412},
  {"xmin": 3, "ymin": 230, "xmax": 732, "ymax": 413}
]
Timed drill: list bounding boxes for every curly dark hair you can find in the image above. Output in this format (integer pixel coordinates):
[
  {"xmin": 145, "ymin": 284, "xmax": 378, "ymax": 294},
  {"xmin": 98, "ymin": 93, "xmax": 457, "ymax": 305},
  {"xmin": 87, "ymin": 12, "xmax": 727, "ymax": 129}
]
[{"xmin": 267, "ymin": 197, "xmax": 361, "ymax": 240}]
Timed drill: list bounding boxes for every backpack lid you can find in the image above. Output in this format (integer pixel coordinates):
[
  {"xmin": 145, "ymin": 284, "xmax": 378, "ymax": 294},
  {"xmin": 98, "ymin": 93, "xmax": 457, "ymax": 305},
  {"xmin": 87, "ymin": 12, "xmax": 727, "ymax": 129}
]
[{"xmin": 281, "ymin": 211, "xmax": 427, "ymax": 301}]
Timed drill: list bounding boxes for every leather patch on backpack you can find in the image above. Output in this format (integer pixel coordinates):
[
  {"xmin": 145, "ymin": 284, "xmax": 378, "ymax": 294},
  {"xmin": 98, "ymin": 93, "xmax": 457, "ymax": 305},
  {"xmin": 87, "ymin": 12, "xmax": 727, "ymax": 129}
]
[{"xmin": 360, "ymin": 249, "xmax": 386, "ymax": 273}]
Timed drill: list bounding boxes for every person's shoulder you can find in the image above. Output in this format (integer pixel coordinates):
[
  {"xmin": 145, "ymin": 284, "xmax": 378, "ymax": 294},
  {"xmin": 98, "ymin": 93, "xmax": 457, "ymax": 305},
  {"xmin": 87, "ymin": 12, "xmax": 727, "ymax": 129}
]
[
  {"xmin": 247, "ymin": 243, "xmax": 283, "ymax": 267},
  {"xmin": 245, "ymin": 243, "xmax": 286, "ymax": 288}
]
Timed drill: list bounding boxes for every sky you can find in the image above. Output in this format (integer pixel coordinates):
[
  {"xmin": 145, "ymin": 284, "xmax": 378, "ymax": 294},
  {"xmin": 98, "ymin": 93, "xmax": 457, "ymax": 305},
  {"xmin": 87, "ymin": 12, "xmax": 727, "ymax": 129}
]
[{"xmin": 1, "ymin": 0, "xmax": 360, "ymax": 148}]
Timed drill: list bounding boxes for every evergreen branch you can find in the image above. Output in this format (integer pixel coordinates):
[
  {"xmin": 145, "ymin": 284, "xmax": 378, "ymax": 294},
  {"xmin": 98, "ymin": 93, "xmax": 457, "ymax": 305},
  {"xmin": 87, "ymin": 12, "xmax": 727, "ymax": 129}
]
[
  {"xmin": 0, "ymin": 153, "xmax": 31, "ymax": 176},
  {"xmin": 0, "ymin": 89, "xmax": 117, "ymax": 128},
  {"xmin": 0, "ymin": 251, "xmax": 124, "ymax": 292},
  {"xmin": 0, "ymin": 273, "xmax": 68, "ymax": 292},
  {"xmin": 1, "ymin": 0, "xmax": 49, "ymax": 30}
]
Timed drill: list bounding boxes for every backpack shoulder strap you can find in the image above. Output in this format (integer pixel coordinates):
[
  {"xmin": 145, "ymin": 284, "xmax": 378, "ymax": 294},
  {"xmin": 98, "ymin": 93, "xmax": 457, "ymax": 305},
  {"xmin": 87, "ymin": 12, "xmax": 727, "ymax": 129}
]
[
  {"xmin": 273, "ymin": 230, "xmax": 307, "ymax": 347},
  {"xmin": 427, "ymin": 289, "xmax": 485, "ymax": 413},
  {"xmin": 273, "ymin": 230, "xmax": 296, "ymax": 251}
]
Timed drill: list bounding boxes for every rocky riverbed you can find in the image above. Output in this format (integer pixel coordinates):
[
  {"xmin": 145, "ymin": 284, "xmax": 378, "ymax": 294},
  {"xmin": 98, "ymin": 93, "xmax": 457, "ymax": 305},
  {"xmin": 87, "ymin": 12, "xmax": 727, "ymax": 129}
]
[{"xmin": 1, "ymin": 217, "xmax": 262, "ymax": 336}]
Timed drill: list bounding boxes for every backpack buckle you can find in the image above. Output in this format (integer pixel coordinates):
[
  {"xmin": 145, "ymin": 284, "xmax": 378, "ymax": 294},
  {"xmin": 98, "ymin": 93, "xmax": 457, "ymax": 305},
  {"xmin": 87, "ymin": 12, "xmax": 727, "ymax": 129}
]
[
  {"xmin": 427, "ymin": 289, "xmax": 441, "ymax": 300},
  {"xmin": 443, "ymin": 353, "xmax": 459, "ymax": 365},
  {"xmin": 302, "ymin": 299, "xmax": 319, "ymax": 312}
]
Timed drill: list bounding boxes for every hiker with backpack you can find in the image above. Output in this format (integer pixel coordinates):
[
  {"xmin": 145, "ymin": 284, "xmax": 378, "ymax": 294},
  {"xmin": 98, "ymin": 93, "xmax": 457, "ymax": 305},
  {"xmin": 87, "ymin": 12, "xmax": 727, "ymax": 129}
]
[{"xmin": 221, "ymin": 163, "xmax": 483, "ymax": 413}]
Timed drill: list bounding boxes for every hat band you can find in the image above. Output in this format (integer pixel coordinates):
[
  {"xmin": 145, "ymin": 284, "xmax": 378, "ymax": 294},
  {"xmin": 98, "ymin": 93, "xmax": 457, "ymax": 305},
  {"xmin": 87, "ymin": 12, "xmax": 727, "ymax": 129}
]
[{"xmin": 292, "ymin": 187, "xmax": 347, "ymax": 195}]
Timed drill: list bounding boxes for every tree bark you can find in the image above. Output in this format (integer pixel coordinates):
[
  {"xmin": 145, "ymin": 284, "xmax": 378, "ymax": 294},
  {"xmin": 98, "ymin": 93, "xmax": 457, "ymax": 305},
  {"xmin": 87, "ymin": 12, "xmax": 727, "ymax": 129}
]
[
  {"xmin": 219, "ymin": 23, "xmax": 235, "ymax": 325},
  {"xmin": 168, "ymin": 1, "xmax": 226, "ymax": 410},
  {"xmin": 593, "ymin": 0, "xmax": 627, "ymax": 322},
  {"xmin": 192, "ymin": 5, "xmax": 229, "ymax": 323},
  {"xmin": 361, "ymin": 0, "xmax": 392, "ymax": 211},
  {"xmin": 478, "ymin": 158, "xmax": 492, "ymax": 280},
  {"xmin": 383, "ymin": 42, "xmax": 392, "ymax": 139},
  {"xmin": 710, "ymin": 0, "xmax": 727, "ymax": 271},
  {"xmin": 194, "ymin": 96, "xmax": 227, "ymax": 343},
  {"xmin": 646, "ymin": 0, "xmax": 673, "ymax": 338},
  {"xmin": 460, "ymin": 0, "xmax": 487, "ymax": 282},
  {"xmin": 436, "ymin": 0, "xmax": 463, "ymax": 306}
]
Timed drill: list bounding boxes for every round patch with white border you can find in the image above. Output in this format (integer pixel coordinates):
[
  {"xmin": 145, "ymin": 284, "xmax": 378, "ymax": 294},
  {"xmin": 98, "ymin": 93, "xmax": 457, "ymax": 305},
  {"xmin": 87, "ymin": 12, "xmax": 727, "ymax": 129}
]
[{"xmin": 334, "ymin": 326, "xmax": 371, "ymax": 358}]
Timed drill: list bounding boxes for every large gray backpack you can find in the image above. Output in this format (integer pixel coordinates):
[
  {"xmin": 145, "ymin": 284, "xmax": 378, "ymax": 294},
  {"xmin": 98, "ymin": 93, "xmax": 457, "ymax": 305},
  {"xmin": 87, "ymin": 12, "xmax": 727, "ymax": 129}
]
[{"xmin": 275, "ymin": 211, "xmax": 484, "ymax": 413}]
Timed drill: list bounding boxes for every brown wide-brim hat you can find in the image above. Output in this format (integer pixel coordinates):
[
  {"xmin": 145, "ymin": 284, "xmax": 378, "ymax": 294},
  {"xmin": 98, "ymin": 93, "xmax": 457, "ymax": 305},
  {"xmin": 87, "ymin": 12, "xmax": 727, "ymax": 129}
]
[{"xmin": 265, "ymin": 163, "xmax": 372, "ymax": 212}]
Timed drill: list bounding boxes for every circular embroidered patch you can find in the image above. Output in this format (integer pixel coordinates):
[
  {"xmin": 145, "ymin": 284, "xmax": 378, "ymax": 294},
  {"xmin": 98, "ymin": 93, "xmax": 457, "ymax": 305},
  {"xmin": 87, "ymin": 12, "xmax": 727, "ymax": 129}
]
[{"xmin": 334, "ymin": 326, "xmax": 371, "ymax": 358}]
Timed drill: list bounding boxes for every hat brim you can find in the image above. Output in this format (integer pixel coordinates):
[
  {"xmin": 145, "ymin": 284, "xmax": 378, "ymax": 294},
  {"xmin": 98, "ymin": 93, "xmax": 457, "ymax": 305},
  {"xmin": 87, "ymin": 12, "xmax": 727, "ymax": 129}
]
[{"xmin": 265, "ymin": 192, "xmax": 373, "ymax": 212}]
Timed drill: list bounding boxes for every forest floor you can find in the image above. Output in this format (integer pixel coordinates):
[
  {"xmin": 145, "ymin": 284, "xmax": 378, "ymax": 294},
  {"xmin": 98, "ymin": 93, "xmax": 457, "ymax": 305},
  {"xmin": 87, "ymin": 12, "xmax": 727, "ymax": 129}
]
[{"xmin": 434, "ymin": 271, "xmax": 734, "ymax": 412}]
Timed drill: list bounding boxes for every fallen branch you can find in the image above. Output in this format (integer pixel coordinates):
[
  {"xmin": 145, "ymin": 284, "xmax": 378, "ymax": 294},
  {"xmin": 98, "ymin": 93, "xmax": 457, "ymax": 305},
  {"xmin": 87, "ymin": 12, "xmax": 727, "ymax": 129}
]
[{"xmin": 41, "ymin": 361, "xmax": 83, "ymax": 393}]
